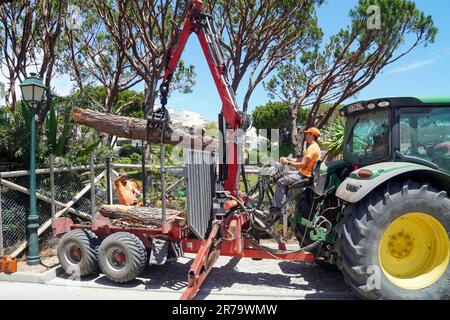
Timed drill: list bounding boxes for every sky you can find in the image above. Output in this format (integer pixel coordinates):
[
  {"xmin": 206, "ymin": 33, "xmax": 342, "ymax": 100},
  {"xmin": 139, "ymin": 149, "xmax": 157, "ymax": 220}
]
[{"xmin": 11, "ymin": 0, "xmax": 450, "ymax": 121}]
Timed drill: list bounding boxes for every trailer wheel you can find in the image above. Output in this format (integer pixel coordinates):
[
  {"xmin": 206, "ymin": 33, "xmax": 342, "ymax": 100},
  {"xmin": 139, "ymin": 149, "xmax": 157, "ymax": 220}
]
[
  {"xmin": 98, "ymin": 232, "xmax": 147, "ymax": 283},
  {"xmin": 57, "ymin": 229, "xmax": 99, "ymax": 277},
  {"xmin": 336, "ymin": 181, "xmax": 450, "ymax": 299}
]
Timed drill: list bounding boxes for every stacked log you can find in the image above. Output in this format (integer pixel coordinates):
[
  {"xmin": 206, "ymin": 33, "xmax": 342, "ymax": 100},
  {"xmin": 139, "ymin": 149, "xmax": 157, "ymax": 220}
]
[{"xmin": 97, "ymin": 204, "xmax": 186, "ymax": 228}]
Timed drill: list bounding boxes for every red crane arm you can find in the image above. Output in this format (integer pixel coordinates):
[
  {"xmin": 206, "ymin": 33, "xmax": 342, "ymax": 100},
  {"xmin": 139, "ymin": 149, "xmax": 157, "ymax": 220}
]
[{"xmin": 161, "ymin": 0, "xmax": 243, "ymax": 196}]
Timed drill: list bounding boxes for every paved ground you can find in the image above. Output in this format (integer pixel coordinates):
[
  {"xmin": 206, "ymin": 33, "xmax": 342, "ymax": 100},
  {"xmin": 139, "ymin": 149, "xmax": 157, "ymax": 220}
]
[{"xmin": 0, "ymin": 252, "xmax": 356, "ymax": 300}]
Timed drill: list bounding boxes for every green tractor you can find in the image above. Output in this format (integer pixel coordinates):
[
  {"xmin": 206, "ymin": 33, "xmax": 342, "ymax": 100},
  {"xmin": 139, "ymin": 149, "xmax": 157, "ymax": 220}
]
[{"xmin": 283, "ymin": 97, "xmax": 450, "ymax": 299}]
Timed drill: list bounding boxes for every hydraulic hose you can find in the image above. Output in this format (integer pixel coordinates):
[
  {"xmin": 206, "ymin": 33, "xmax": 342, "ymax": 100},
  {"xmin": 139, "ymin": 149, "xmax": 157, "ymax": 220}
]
[{"xmin": 244, "ymin": 234, "xmax": 322, "ymax": 255}]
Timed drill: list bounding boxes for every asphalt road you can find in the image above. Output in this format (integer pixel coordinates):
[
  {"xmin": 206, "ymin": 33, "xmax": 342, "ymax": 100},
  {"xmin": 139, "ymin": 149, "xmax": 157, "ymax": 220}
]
[{"xmin": 0, "ymin": 253, "xmax": 356, "ymax": 300}]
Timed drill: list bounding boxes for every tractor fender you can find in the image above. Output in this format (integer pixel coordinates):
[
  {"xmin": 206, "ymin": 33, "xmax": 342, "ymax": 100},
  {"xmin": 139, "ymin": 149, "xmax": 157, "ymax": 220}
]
[{"xmin": 335, "ymin": 161, "xmax": 450, "ymax": 203}]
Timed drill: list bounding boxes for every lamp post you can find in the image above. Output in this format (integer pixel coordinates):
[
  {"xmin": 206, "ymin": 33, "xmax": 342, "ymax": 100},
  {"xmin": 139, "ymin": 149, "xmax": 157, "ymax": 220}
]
[{"xmin": 19, "ymin": 73, "xmax": 47, "ymax": 266}]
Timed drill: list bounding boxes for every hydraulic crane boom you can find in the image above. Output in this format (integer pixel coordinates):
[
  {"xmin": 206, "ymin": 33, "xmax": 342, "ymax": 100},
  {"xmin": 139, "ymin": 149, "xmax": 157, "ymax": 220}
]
[
  {"xmin": 156, "ymin": 1, "xmax": 300, "ymax": 300},
  {"xmin": 159, "ymin": 0, "xmax": 249, "ymax": 197}
]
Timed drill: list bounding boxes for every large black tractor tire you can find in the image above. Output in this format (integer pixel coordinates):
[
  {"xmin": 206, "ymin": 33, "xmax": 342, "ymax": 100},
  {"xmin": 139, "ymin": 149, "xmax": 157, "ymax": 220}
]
[
  {"xmin": 336, "ymin": 181, "xmax": 450, "ymax": 300},
  {"xmin": 57, "ymin": 229, "xmax": 99, "ymax": 277},
  {"xmin": 98, "ymin": 232, "xmax": 147, "ymax": 283}
]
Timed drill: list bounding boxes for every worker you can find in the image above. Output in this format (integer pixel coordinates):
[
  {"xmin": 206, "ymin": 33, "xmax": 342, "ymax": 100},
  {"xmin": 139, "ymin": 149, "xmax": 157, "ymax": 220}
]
[
  {"xmin": 269, "ymin": 127, "xmax": 321, "ymax": 220},
  {"xmin": 114, "ymin": 172, "xmax": 142, "ymax": 206},
  {"xmin": 371, "ymin": 134, "xmax": 388, "ymax": 158}
]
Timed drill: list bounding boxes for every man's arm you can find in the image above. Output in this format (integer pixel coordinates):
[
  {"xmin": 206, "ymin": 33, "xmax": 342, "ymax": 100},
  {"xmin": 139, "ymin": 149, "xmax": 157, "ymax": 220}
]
[
  {"xmin": 280, "ymin": 156, "xmax": 302, "ymax": 165},
  {"xmin": 287, "ymin": 156, "xmax": 311, "ymax": 170}
]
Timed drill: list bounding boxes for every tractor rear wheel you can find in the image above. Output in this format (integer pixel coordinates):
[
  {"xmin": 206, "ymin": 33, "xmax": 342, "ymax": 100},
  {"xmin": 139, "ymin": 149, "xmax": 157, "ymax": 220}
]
[
  {"xmin": 336, "ymin": 181, "xmax": 450, "ymax": 299},
  {"xmin": 57, "ymin": 229, "xmax": 99, "ymax": 277},
  {"xmin": 98, "ymin": 232, "xmax": 147, "ymax": 283}
]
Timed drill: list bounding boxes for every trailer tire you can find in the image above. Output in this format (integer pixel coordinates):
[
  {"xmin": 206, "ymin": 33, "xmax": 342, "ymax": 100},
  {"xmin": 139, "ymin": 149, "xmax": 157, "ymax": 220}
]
[
  {"xmin": 336, "ymin": 181, "xmax": 450, "ymax": 300},
  {"xmin": 98, "ymin": 232, "xmax": 147, "ymax": 283},
  {"xmin": 57, "ymin": 229, "xmax": 99, "ymax": 277}
]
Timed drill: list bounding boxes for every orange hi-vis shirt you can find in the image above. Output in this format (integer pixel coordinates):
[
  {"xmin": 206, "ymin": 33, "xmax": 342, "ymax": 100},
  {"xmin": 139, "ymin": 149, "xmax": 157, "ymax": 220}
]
[
  {"xmin": 299, "ymin": 141, "xmax": 321, "ymax": 177},
  {"xmin": 115, "ymin": 179, "xmax": 138, "ymax": 206}
]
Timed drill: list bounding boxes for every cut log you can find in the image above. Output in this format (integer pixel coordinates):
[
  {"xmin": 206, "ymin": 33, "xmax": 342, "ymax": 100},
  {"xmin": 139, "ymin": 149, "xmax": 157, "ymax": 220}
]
[
  {"xmin": 71, "ymin": 107, "xmax": 216, "ymax": 150},
  {"xmin": 97, "ymin": 204, "xmax": 186, "ymax": 227}
]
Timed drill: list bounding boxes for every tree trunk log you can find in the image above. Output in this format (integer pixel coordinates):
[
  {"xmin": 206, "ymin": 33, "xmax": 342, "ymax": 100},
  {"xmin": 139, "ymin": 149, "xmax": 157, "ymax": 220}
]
[
  {"xmin": 71, "ymin": 107, "xmax": 216, "ymax": 150},
  {"xmin": 98, "ymin": 204, "xmax": 185, "ymax": 226}
]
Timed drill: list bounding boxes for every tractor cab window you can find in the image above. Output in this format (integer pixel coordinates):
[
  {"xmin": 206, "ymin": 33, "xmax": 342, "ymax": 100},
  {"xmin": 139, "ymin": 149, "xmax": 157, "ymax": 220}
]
[
  {"xmin": 400, "ymin": 107, "xmax": 450, "ymax": 173},
  {"xmin": 345, "ymin": 110, "xmax": 390, "ymax": 164}
]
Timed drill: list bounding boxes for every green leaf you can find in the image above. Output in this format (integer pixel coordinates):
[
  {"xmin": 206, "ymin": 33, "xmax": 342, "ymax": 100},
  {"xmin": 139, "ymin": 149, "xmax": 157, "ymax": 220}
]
[
  {"xmin": 77, "ymin": 140, "xmax": 101, "ymax": 158},
  {"xmin": 46, "ymin": 104, "xmax": 57, "ymax": 154},
  {"xmin": 55, "ymin": 122, "xmax": 71, "ymax": 157},
  {"xmin": 320, "ymin": 117, "xmax": 346, "ymax": 159},
  {"xmin": 20, "ymin": 102, "xmax": 30, "ymax": 133}
]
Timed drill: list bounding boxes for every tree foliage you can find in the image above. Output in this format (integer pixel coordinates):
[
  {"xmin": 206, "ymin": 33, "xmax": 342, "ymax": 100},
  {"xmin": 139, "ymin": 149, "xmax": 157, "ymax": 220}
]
[
  {"xmin": 61, "ymin": 0, "xmax": 141, "ymax": 117},
  {"xmin": 0, "ymin": 0, "xmax": 40, "ymax": 110},
  {"xmin": 252, "ymin": 101, "xmax": 307, "ymax": 130},
  {"xmin": 319, "ymin": 116, "xmax": 346, "ymax": 160},
  {"xmin": 0, "ymin": 103, "xmax": 29, "ymax": 163},
  {"xmin": 266, "ymin": 0, "xmax": 437, "ymax": 154},
  {"xmin": 0, "ymin": 0, "xmax": 440, "ymax": 167},
  {"xmin": 94, "ymin": 0, "xmax": 195, "ymax": 114},
  {"xmin": 0, "ymin": 0, "xmax": 65, "ymax": 121},
  {"xmin": 206, "ymin": 0, "xmax": 323, "ymax": 112}
]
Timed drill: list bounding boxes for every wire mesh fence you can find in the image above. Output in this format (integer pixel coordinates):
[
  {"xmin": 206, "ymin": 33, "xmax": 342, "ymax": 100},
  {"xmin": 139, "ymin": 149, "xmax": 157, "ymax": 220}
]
[
  {"xmin": 0, "ymin": 158, "xmax": 187, "ymax": 257},
  {"xmin": 0, "ymin": 160, "xmax": 108, "ymax": 256},
  {"xmin": 0, "ymin": 186, "xmax": 28, "ymax": 255},
  {"xmin": 0, "ymin": 156, "xmax": 275, "ymax": 258}
]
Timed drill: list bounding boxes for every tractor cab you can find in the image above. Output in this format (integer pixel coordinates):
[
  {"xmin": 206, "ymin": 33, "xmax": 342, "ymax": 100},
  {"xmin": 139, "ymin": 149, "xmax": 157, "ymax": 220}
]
[{"xmin": 341, "ymin": 97, "xmax": 450, "ymax": 174}]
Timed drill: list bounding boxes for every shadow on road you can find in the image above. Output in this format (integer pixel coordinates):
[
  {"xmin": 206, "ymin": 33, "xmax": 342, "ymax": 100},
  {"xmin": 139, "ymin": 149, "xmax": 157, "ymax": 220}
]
[
  {"xmin": 196, "ymin": 258, "xmax": 355, "ymax": 300},
  {"xmin": 55, "ymin": 255, "xmax": 356, "ymax": 299}
]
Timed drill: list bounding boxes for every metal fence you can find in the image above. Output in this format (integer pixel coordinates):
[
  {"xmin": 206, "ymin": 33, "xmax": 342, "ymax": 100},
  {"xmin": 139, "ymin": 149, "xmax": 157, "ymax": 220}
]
[
  {"xmin": 0, "ymin": 157, "xmax": 108, "ymax": 257},
  {"xmin": 0, "ymin": 156, "xmax": 186, "ymax": 258}
]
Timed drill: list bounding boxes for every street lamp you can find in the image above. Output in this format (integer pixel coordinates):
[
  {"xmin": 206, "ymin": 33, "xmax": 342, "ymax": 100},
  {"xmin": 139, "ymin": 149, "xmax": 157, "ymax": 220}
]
[{"xmin": 19, "ymin": 73, "xmax": 47, "ymax": 266}]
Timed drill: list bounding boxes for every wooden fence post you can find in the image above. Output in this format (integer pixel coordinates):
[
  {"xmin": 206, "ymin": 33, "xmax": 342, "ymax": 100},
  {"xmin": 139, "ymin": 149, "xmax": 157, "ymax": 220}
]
[
  {"xmin": 106, "ymin": 157, "xmax": 113, "ymax": 205},
  {"xmin": 90, "ymin": 153, "xmax": 96, "ymax": 218},
  {"xmin": 50, "ymin": 154, "xmax": 55, "ymax": 221}
]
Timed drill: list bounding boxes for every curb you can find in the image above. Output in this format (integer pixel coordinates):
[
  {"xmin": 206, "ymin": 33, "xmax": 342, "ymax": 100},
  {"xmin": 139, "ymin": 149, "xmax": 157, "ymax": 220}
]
[{"xmin": 0, "ymin": 265, "xmax": 63, "ymax": 284}]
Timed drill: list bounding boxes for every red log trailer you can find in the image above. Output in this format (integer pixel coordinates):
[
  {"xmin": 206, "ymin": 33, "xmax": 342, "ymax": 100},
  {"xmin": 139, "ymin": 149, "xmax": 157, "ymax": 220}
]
[{"xmin": 53, "ymin": 0, "xmax": 315, "ymax": 300}]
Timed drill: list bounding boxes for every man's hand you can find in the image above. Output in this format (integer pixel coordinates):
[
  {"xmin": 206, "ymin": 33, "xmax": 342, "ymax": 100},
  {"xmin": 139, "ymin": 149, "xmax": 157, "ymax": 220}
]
[
  {"xmin": 280, "ymin": 156, "xmax": 310, "ymax": 170},
  {"xmin": 280, "ymin": 157, "xmax": 289, "ymax": 165},
  {"xmin": 280, "ymin": 157, "xmax": 298, "ymax": 166}
]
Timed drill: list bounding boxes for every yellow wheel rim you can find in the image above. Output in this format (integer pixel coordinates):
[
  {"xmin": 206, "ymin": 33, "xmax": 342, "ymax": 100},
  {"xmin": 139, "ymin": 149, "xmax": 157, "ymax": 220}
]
[{"xmin": 379, "ymin": 212, "xmax": 449, "ymax": 290}]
